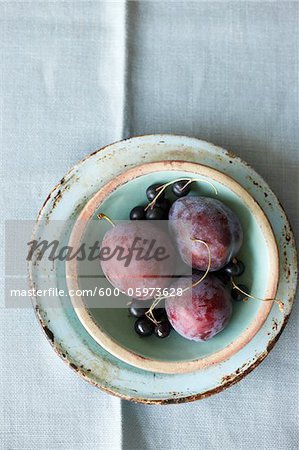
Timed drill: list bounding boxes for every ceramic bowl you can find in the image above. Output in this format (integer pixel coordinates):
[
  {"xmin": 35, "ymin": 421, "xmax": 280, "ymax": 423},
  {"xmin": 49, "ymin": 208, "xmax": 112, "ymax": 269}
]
[{"xmin": 66, "ymin": 160, "xmax": 279, "ymax": 374}]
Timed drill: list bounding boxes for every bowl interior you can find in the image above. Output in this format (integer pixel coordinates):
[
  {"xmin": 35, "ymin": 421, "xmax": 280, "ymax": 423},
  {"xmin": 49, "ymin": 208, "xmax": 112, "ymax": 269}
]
[{"xmin": 76, "ymin": 169, "xmax": 271, "ymax": 363}]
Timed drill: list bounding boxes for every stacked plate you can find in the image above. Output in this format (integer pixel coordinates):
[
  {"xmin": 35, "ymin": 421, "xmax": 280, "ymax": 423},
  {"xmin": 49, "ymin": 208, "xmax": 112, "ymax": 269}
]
[{"xmin": 29, "ymin": 135, "xmax": 297, "ymax": 404}]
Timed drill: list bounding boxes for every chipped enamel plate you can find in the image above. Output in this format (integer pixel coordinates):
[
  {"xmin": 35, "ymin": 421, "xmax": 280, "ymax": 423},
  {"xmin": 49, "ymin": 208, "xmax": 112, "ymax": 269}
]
[{"xmin": 29, "ymin": 135, "xmax": 297, "ymax": 404}]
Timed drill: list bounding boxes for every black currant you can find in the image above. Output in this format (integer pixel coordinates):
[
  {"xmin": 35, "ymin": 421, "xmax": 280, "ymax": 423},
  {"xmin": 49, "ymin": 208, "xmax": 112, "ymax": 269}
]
[
  {"xmin": 154, "ymin": 321, "xmax": 171, "ymax": 338},
  {"xmin": 216, "ymin": 271, "xmax": 231, "ymax": 285},
  {"xmin": 231, "ymin": 285, "xmax": 248, "ymax": 302},
  {"xmin": 130, "ymin": 205, "xmax": 146, "ymax": 220},
  {"xmin": 172, "ymin": 180, "xmax": 191, "ymax": 198},
  {"xmin": 153, "ymin": 307, "xmax": 167, "ymax": 321},
  {"xmin": 155, "ymin": 198, "xmax": 171, "ymax": 213},
  {"xmin": 129, "ymin": 300, "xmax": 148, "ymax": 318},
  {"xmin": 134, "ymin": 317, "xmax": 154, "ymax": 337},
  {"xmin": 146, "ymin": 183, "xmax": 164, "ymax": 201},
  {"xmin": 146, "ymin": 206, "xmax": 167, "ymax": 220},
  {"xmin": 224, "ymin": 259, "xmax": 245, "ymax": 277}
]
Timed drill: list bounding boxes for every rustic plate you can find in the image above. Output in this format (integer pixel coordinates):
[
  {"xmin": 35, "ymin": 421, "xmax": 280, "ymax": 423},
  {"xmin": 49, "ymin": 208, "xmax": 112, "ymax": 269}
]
[{"xmin": 29, "ymin": 135, "xmax": 297, "ymax": 404}]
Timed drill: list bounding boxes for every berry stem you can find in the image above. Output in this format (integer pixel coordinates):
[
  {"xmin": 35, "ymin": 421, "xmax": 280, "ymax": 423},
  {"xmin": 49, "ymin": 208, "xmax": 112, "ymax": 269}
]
[
  {"xmin": 144, "ymin": 177, "xmax": 218, "ymax": 211},
  {"xmin": 97, "ymin": 213, "xmax": 115, "ymax": 227},
  {"xmin": 231, "ymin": 278, "xmax": 284, "ymax": 311},
  {"xmin": 145, "ymin": 239, "xmax": 211, "ymax": 324},
  {"xmin": 184, "ymin": 239, "xmax": 211, "ymax": 292},
  {"xmin": 145, "ymin": 305, "xmax": 162, "ymax": 325}
]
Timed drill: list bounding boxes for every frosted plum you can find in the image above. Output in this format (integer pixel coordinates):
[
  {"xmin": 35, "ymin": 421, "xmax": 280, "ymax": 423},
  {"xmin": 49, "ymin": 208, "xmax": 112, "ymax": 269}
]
[
  {"xmin": 100, "ymin": 221, "xmax": 176, "ymax": 300},
  {"xmin": 165, "ymin": 274, "xmax": 233, "ymax": 341},
  {"xmin": 169, "ymin": 196, "xmax": 243, "ymax": 271}
]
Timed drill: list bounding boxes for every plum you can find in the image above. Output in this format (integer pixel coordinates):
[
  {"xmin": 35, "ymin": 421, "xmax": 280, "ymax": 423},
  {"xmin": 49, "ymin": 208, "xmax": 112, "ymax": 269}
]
[
  {"xmin": 169, "ymin": 196, "xmax": 243, "ymax": 271},
  {"xmin": 165, "ymin": 274, "xmax": 232, "ymax": 341},
  {"xmin": 100, "ymin": 221, "xmax": 176, "ymax": 300}
]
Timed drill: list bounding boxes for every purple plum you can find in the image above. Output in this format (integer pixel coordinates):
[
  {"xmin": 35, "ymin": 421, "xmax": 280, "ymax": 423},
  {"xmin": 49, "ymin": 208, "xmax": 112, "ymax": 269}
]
[
  {"xmin": 165, "ymin": 273, "xmax": 233, "ymax": 341},
  {"xmin": 169, "ymin": 196, "xmax": 243, "ymax": 271},
  {"xmin": 100, "ymin": 221, "xmax": 176, "ymax": 300}
]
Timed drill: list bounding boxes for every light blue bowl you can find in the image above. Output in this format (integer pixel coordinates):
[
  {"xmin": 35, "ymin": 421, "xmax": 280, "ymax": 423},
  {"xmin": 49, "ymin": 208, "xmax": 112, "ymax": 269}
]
[{"xmin": 68, "ymin": 160, "xmax": 279, "ymax": 374}]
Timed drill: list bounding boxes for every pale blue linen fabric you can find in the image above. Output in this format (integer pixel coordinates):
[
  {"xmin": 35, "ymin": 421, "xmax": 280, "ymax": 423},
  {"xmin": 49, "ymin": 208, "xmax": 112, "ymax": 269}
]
[
  {"xmin": 0, "ymin": 2, "xmax": 125, "ymax": 449},
  {"xmin": 1, "ymin": 1, "xmax": 298, "ymax": 450}
]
